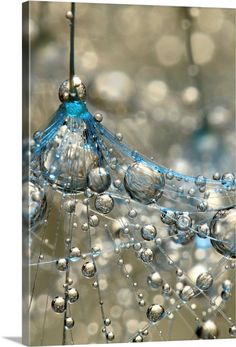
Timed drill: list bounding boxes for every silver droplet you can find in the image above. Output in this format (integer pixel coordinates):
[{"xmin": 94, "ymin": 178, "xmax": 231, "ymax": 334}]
[
  {"xmin": 88, "ymin": 167, "xmax": 111, "ymax": 193},
  {"xmin": 58, "ymin": 76, "xmax": 86, "ymax": 102},
  {"xmin": 139, "ymin": 248, "xmax": 153, "ymax": 263},
  {"xmin": 95, "ymin": 194, "xmax": 114, "ymax": 214},
  {"xmin": 222, "ymin": 279, "xmax": 232, "ymax": 291},
  {"xmin": 70, "ymin": 247, "xmax": 81, "ymax": 260},
  {"xmin": 51, "ymin": 296, "xmax": 66, "ymax": 313},
  {"xmin": 56, "ymin": 258, "xmax": 69, "ymax": 272},
  {"xmin": 196, "ymin": 320, "xmax": 218, "ymax": 339},
  {"xmin": 128, "ymin": 209, "xmax": 137, "ymax": 218},
  {"xmin": 94, "ymin": 112, "xmax": 103, "ymax": 122},
  {"xmin": 210, "ymin": 207, "xmax": 236, "ymax": 258},
  {"xmin": 179, "ymin": 285, "xmax": 195, "ymax": 302},
  {"xmin": 176, "ymin": 214, "xmax": 192, "ymax": 230},
  {"xmin": 147, "ymin": 272, "xmax": 163, "ymax": 289},
  {"xmin": 195, "ymin": 175, "xmax": 206, "ymax": 187},
  {"xmin": 82, "ymin": 261, "xmax": 96, "ymax": 278},
  {"xmin": 196, "ymin": 272, "xmax": 213, "ymax": 291},
  {"xmin": 42, "ymin": 127, "xmax": 98, "ymax": 193},
  {"xmin": 141, "ymin": 224, "xmax": 157, "ymax": 241},
  {"xmin": 65, "ymin": 317, "xmax": 74, "ymax": 330},
  {"xmin": 67, "ymin": 288, "xmax": 79, "ymax": 303},
  {"xmin": 133, "ymin": 335, "xmax": 143, "ymax": 342},
  {"xmin": 89, "ymin": 214, "xmax": 100, "ymax": 227},
  {"xmin": 104, "ymin": 318, "xmax": 111, "ymax": 326},
  {"xmin": 221, "ymin": 172, "xmax": 235, "ymax": 187},
  {"xmin": 23, "ymin": 180, "xmax": 47, "ymax": 228},
  {"xmin": 197, "ymin": 223, "xmax": 210, "ymax": 238},
  {"xmin": 106, "ymin": 331, "xmax": 115, "ymax": 341},
  {"xmin": 65, "ymin": 11, "xmax": 73, "ymax": 20},
  {"xmin": 229, "ymin": 325, "xmax": 236, "ymax": 337},
  {"xmin": 124, "ymin": 162, "xmax": 165, "ymax": 204},
  {"xmin": 64, "ymin": 199, "xmax": 76, "ymax": 213},
  {"xmin": 160, "ymin": 210, "xmax": 176, "ymax": 225},
  {"xmin": 146, "ymin": 304, "xmax": 165, "ymax": 322}
]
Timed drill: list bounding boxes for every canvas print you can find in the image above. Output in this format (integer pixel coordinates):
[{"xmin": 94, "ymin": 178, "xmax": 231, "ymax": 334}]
[{"xmin": 22, "ymin": 1, "xmax": 236, "ymax": 345}]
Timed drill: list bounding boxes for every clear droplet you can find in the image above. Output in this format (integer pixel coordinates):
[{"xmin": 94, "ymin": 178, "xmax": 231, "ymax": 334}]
[
  {"xmin": 67, "ymin": 288, "xmax": 79, "ymax": 303},
  {"xmin": 56, "ymin": 258, "xmax": 69, "ymax": 271},
  {"xmin": 210, "ymin": 207, "xmax": 236, "ymax": 258},
  {"xmin": 95, "ymin": 194, "xmax": 114, "ymax": 214},
  {"xmin": 147, "ymin": 272, "xmax": 163, "ymax": 288},
  {"xmin": 65, "ymin": 317, "xmax": 75, "ymax": 330},
  {"xmin": 196, "ymin": 320, "xmax": 218, "ymax": 339},
  {"xmin": 179, "ymin": 285, "xmax": 195, "ymax": 302},
  {"xmin": 82, "ymin": 261, "xmax": 96, "ymax": 278},
  {"xmin": 146, "ymin": 304, "xmax": 165, "ymax": 322},
  {"xmin": 88, "ymin": 167, "xmax": 111, "ymax": 193},
  {"xmin": 141, "ymin": 224, "xmax": 157, "ymax": 241},
  {"xmin": 124, "ymin": 162, "xmax": 165, "ymax": 204},
  {"xmin": 51, "ymin": 296, "xmax": 66, "ymax": 313},
  {"xmin": 196, "ymin": 272, "xmax": 213, "ymax": 290}
]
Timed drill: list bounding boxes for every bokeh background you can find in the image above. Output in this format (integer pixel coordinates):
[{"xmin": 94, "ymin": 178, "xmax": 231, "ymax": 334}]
[{"xmin": 26, "ymin": 1, "xmax": 235, "ymax": 177}]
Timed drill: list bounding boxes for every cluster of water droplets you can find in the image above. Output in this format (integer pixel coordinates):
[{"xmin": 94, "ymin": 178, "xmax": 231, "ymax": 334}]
[{"xmin": 25, "ymin": 82, "xmax": 236, "ymax": 345}]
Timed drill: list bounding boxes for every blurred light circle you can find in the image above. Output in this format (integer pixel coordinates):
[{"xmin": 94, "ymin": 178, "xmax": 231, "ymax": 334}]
[
  {"xmin": 81, "ymin": 51, "xmax": 98, "ymax": 70},
  {"xmin": 191, "ymin": 32, "xmax": 215, "ymax": 65},
  {"xmin": 115, "ymin": 7, "xmax": 140, "ymax": 35},
  {"xmin": 94, "ymin": 71, "xmax": 133, "ymax": 102},
  {"xmin": 208, "ymin": 106, "xmax": 230, "ymax": 126},
  {"xmin": 110, "ymin": 305, "xmax": 122, "ymax": 318},
  {"xmin": 126, "ymin": 319, "xmax": 139, "ymax": 334},
  {"xmin": 197, "ymin": 9, "xmax": 224, "ymax": 33},
  {"xmin": 182, "ymin": 86, "xmax": 199, "ymax": 104},
  {"xmin": 155, "ymin": 35, "xmax": 184, "ymax": 66},
  {"xmin": 147, "ymin": 80, "xmax": 168, "ymax": 103},
  {"xmin": 88, "ymin": 322, "xmax": 99, "ymax": 335},
  {"xmin": 189, "ymin": 8, "xmax": 200, "ymax": 17}
]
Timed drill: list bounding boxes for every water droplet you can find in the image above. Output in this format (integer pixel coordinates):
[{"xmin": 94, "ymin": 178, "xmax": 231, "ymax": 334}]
[
  {"xmin": 197, "ymin": 223, "xmax": 210, "ymax": 238},
  {"xmin": 23, "ymin": 180, "xmax": 47, "ymax": 228},
  {"xmin": 210, "ymin": 207, "xmax": 236, "ymax": 258},
  {"xmin": 63, "ymin": 199, "xmax": 76, "ymax": 213},
  {"xmin": 88, "ymin": 167, "xmax": 111, "ymax": 193},
  {"xmin": 51, "ymin": 296, "xmax": 66, "ymax": 313},
  {"xmin": 94, "ymin": 112, "xmax": 103, "ymax": 122},
  {"xmin": 70, "ymin": 247, "xmax": 81, "ymax": 261},
  {"xmin": 104, "ymin": 318, "xmax": 111, "ymax": 326},
  {"xmin": 65, "ymin": 317, "xmax": 74, "ymax": 330},
  {"xmin": 124, "ymin": 162, "xmax": 165, "ymax": 204},
  {"xmin": 56, "ymin": 258, "xmax": 69, "ymax": 271},
  {"xmin": 89, "ymin": 214, "xmax": 99, "ymax": 227},
  {"xmin": 95, "ymin": 194, "xmax": 114, "ymax": 214},
  {"xmin": 146, "ymin": 304, "xmax": 165, "ymax": 322},
  {"xmin": 115, "ymin": 132, "xmax": 123, "ymax": 141},
  {"xmin": 161, "ymin": 210, "xmax": 176, "ymax": 225},
  {"xmin": 196, "ymin": 272, "xmax": 213, "ymax": 290},
  {"xmin": 106, "ymin": 331, "xmax": 115, "ymax": 341},
  {"xmin": 229, "ymin": 325, "xmax": 236, "ymax": 337},
  {"xmin": 139, "ymin": 248, "xmax": 153, "ymax": 263},
  {"xmin": 128, "ymin": 209, "xmax": 137, "ymax": 218},
  {"xmin": 147, "ymin": 272, "xmax": 163, "ymax": 288},
  {"xmin": 82, "ymin": 261, "xmax": 96, "ymax": 278},
  {"xmin": 176, "ymin": 214, "xmax": 192, "ymax": 230},
  {"xmin": 133, "ymin": 335, "xmax": 143, "ymax": 342},
  {"xmin": 67, "ymin": 288, "xmax": 79, "ymax": 303},
  {"xmin": 196, "ymin": 320, "xmax": 218, "ymax": 339},
  {"xmin": 141, "ymin": 224, "xmax": 157, "ymax": 241},
  {"xmin": 179, "ymin": 285, "xmax": 195, "ymax": 302},
  {"xmin": 195, "ymin": 175, "xmax": 206, "ymax": 187}
]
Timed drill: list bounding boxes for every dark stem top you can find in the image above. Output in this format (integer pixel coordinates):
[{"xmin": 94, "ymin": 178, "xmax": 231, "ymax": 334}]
[{"xmin": 69, "ymin": 2, "xmax": 76, "ymax": 92}]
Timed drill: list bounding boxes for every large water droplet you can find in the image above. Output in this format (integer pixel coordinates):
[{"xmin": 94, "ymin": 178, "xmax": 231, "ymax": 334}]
[{"xmin": 124, "ymin": 162, "xmax": 165, "ymax": 204}]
